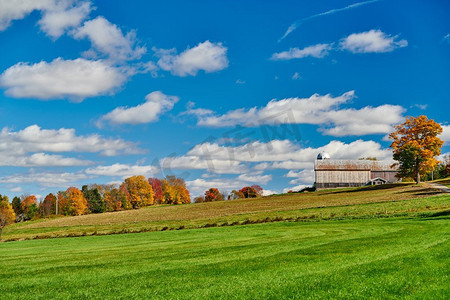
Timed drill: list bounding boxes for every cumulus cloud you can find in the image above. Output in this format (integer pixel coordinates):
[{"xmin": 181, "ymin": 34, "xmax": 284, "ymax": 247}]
[
  {"xmin": 0, "ymin": 0, "xmax": 54, "ymax": 31},
  {"xmin": 38, "ymin": 1, "xmax": 92, "ymax": 38},
  {"xmin": 237, "ymin": 173, "xmax": 272, "ymax": 185},
  {"xmin": 0, "ymin": 0, "xmax": 91, "ymax": 38},
  {"xmin": 98, "ymin": 91, "xmax": 178, "ymax": 126},
  {"xmin": 441, "ymin": 125, "xmax": 450, "ymax": 144},
  {"xmin": 340, "ymin": 29, "xmax": 407, "ymax": 53},
  {"xmin": 72, "ymin": 16, "xmax": 146, "ymax": 61},
  {"xmin": 160, "ymin": 138, "xmax": 392, "ymax": 176},
  {"xmin": 155, "ymin": 41, "xmax": 228, "ymax": 76},
  {"xmin": 85, "ymin": 163, "xmax": 158, "ymax": 178},
  {"xmin": 0, "ymin": 125, "xmax": 141, "ymax": 165},
  {"xmin": 271, "ymin": 43, "xmax": 333, "ymax": 60},
  {"xmin": 0, "ymin": 57, "xmax": 127, "ymax": 101},
  {"xmin": 0, "ymin": 153, "xmax": 92, "ymax": 167},
  {"xmin": 0, "ymin": 171, "xmax": 90, "ymax": 187},
  {"xmin": 192, "ymin": 91, "xmax": 404, "ymax": 136}
]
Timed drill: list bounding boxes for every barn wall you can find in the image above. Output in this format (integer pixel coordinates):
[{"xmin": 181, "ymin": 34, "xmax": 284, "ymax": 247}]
[
  {"xmin": 315, "ymin": 170, "xmax": 370, "ymax": 189},
  {"xmin": 371, "ymin": 171, "xmax": 398, "ymax": 182}
]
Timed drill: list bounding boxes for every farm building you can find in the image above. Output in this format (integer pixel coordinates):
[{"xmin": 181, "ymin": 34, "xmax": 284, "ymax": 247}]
[{"xmin": 314, "ymin": 152, "xmax": 399, "ymax": 190}]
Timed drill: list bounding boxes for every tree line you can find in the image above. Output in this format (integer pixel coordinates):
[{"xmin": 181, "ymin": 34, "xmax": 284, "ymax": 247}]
[
  {"xmin": 194, "ymin": 185, "xmax": 264, "ymax": 203},
  {"xmin": 4, "ymin": 175, "xmax": 190, "ymax": 224}
]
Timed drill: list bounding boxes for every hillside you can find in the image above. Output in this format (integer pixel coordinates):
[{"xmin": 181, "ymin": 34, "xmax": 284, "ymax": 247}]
[
  {"xmin": 0, "ymin": 217, "xmax": 448, "ymax": 299},
  {"xmin": 3, "ymin": 182, "xmax": 449, "ymax": 241}
]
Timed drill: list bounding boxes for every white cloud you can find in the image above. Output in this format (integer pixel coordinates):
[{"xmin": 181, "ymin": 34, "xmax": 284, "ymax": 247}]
[
  {"xmin": 340, "ymin": 29, "xmax": 407, "ymax": 53},
  {"xmin": 98, "ymin": 91, "xmax": 178, "ymax": 126},
  {"xmin": 237, "ymin": 173, "xmax": 272, "ymax": 185},
  {"xmin": 10, "ymin": 186, "xmax": 23, "ymax": 193},
  {"xmin": 72, "ymin": 16, "xmax": 146, "ymax": 61},
  {"xmin": 271, "ymin": 43, "xmax": 332, "ymax": 60},
  {"xmin": 0, "ymin": 58, "xmax": 127, "ymax": 101},
  {"xmin": 155, "ymin": 41, "xmax": 228, "ymax": 76},
  {"xmin": 441, "ymin": 125, "xmax": 450, "ymax": 144},
  {"xmin": 161, "ymin": 156, "xmax": 248, "ymax": 174},
  {"xmin": 278, "ymin": 0, "xmax": 380, "ymax": 41},
  {"xmin": 286, "ymin": 169, "xmax": 315, "ymax": 185},
  {"xmin": 0, "ymin": 171, "xmax": 90, "ymax": 187},
  {"xmin": 0, "ymin": 0, "xmax": 53, "ymax": 31},
  {"xmin": 38, "ymin": 1, "xmax": 91, "ymax": 38},
  {"xmin": 0, "ymin": 153, "xmax": 92, "ymax": 167},
  {"xmin": 85, "ymin": 163, "xmax": 158, "ymax": 178},
  {"xmin": 0, "ymin": 0, "xmax": 91, "ymax": 38},
  {"xmin": 411, "ymin": 104, "xmax": 428, "ymax": 110},
  {"xmin": 282, "ymin": 184, "xmax": 308, "ymax": 193},
  {"xmin": 193, "ymin": 91, "xmax": 404, "ymax": 136},
  {"xmin": 262, "ymin": 189, "xmax": 278, "ymax": 196},
  {"xmin": 0, "ymin": 125, "xmax": 142, "ymax": 167},
  {"xmin": 161, "ymin": 138, "xmax": 392, "ymax": 177}
]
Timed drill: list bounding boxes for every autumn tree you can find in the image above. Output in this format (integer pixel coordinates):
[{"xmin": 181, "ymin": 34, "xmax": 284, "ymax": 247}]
[
  {"xmin": 204, "ymin": 188, "xmax": 223, "ymax": 202},
  {"xmin": 122, "ymin": 175, "xmax": 154, "ymax": 209},
  {"xmin": 161, "ymin": 176, "xmax": 190, "ymax": 204},
  {"xmin": 148, "ymin": 178, "xmax": 163, "ymax": 204},
  {"xmin": 239, "ymin": 186, "xmax": 258, "ymax": 198},
  {"xmin": 82, "ymin": 185, "xmax": 105, "ymax": 213},
  {"xmin": 0, "ymin": 194, "xmax": 15, "ymax": 241},
  {"xmin": 251, "ymin": 185, "xmax": 264, "ymax": 197},
  {"xmin": 229, "ymin": 190, "xmax": 244, "ymax": 200},
  {"xmin": 389, "ymin": 115, "xmax": 443, "ymax": 183},
  {"xmin": 58, "ymin": 187, "xmax": 88, "ymax": 216},
  {"xmin": 21, "ymin": 195, "xmax": 39, "ymax": 220},
  {"xmin": 193, "ymin": 196, "xmax": 206, "ymax": 203},
  {"xmin": 40, "ymin": 193, "xmax": 57, "ymax": 217}
]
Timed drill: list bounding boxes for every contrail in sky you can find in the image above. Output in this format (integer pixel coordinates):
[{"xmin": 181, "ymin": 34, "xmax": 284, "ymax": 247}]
[{"xmin": 278, "ymin": 0, "xmax": 380, "ymax": 42}]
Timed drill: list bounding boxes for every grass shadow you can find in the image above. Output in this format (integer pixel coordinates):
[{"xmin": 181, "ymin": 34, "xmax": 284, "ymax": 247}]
[{"xmin": 323, "ymin": 184, "xmax": 405, "ymax": 195}]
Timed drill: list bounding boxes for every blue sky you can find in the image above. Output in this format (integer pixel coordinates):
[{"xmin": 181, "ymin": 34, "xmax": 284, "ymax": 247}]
[{"xmin": 0, "ymin": 0, "xmax": 449, "ymax": 199}]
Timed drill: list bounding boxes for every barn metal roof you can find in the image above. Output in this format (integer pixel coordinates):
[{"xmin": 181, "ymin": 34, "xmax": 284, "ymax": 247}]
[{"xmin": 314, "ymin": 160, "xmax": 398, "ymax": 171}]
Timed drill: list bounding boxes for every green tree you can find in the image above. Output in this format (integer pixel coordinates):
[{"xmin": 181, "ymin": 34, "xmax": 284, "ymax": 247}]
[
  {"xmin": 11, "ymin": 196, "xmax": 22, "ymax": 216},
  {"xmin": 82, "ymin": 185, "xmax": 105, "ymax": 213}
]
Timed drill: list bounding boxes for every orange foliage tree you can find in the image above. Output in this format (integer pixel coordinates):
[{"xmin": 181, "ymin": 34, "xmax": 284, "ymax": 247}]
[
  {"xmin": 148, "ymin": 178, "xmax": 163, "ymax": 204},
  {"xmin": 122, "ymin": 175, "xmax": 154, "ymax": 208},
  {"xmin": 21, "ymin": 195, "xmax": 39, "ymax": 220},
  {"xmin": 204, "ymin": 188, "xmax": 223, "ymax": 202},
  {"xmin": 389, "ymin": 115, "xmax": 443, "ymax": 183},
  {"xmin": 40, "ymin": 193, "xmax": 57, "ymax": 216},
  {"xmin": 239, "ymin": 186, "xmax": 258, "ymax": 198},
  {"xmin": 58, "ymin": 187, "xmax": 88, "ymax": 216},
  {"xmin": 0, "ymin": 194, "xmax": 15, "ymax": 240},
  {"xmin": 161, "ymin": 176, "xmax": 190, "ymax": 204}
]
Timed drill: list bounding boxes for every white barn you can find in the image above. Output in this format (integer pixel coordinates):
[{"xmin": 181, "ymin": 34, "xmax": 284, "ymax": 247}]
[{"xmin": 314, "ymin": 152, "xmax": 398, "ymax": 190}]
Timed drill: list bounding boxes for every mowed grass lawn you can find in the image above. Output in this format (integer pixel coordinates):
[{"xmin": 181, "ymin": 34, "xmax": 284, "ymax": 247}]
[
  {"xmin": 0, "ymin": 216, "xmax": 448, "ymax": 299},
  {"xmin": 3, "ymin": 183, "xmax": 449, "ymax": 241}
]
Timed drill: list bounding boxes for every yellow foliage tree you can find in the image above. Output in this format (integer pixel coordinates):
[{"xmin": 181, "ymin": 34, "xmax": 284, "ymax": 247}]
[
  {"xmin": 161, "ymin": 176, "xmax": 191, "ymax": 204},
  {"xmin": 122, "ymin": 175, "xmax": 154, "ymax": 208},
  {"xmin": 389, "ymin": 115, "xmax": 443, "ymax": 183},
  {"xmin": 0, "ymin": 195, "xmax": 15, "ymax": 240},
  {"xmin": 58, "ymin": 187, "xmax": 88, "ymax": 216}
]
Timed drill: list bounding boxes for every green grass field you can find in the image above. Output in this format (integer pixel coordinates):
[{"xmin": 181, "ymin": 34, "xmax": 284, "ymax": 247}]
[
  {"xmin": 2, "ymin": 183, "xmax": 448, "ymax": 241},
  {"xmin": 0, "ymin": 216, "xmax": 448, "ymax": 299},
  {"xmin": 1, "ymin": 183, "xmax": 449, "ymax": 298}
]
